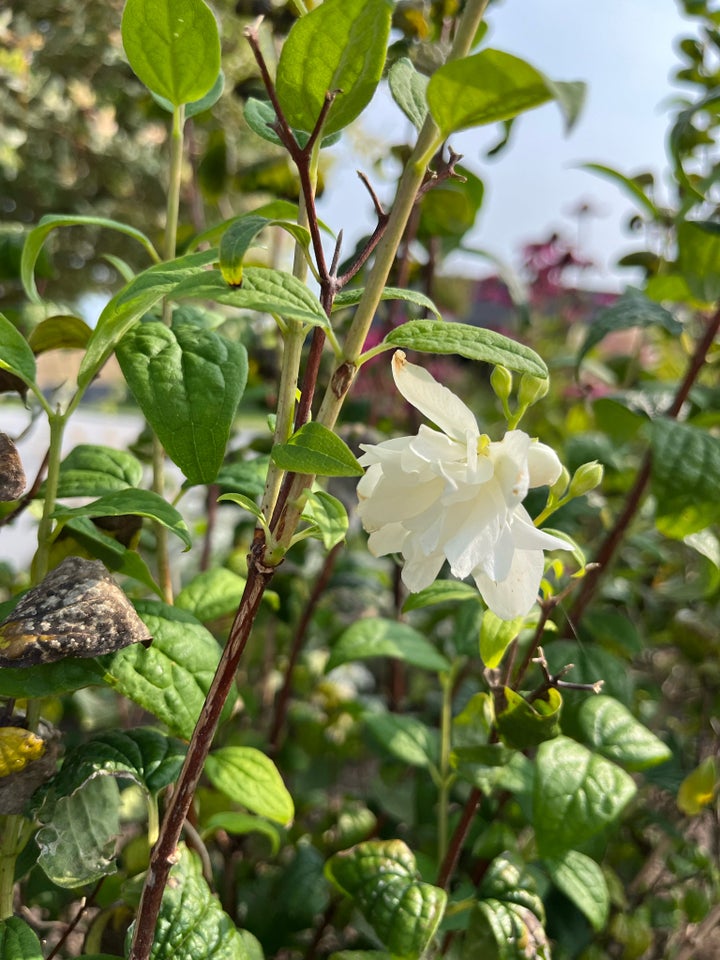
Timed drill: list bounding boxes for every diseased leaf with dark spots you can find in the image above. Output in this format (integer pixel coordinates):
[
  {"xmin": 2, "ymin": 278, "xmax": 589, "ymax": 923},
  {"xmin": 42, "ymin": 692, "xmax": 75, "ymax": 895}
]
[{"xmin": 0, "ymin": 433, "xmax": 25, "ymax": 500}]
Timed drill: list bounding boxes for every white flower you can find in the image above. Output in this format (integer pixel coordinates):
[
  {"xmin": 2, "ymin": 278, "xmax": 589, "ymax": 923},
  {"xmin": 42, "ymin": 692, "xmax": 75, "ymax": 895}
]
[{"xmin": 356, "ymin": 351, "xmax": 570, "ymax": 620}]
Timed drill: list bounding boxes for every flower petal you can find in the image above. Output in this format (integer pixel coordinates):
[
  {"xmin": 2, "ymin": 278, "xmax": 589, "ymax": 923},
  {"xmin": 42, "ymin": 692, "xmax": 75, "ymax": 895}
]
[
  {"xmin": 392, "ymin": 351, "xmax": 478, "ymax": 443},
  {"xmin": 527, "ymin": 441, "xmax": 563, "ymax": 487},
  {"xmin": 473, "ymin": 547, "xmax": 545, "ymax": 620}
]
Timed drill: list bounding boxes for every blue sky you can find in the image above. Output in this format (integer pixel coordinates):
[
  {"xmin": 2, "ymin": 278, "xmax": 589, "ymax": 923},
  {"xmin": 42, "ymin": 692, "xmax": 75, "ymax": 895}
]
[{"xmin": 318, "ymin": 1, "xmax": 693, "ymax": 290}]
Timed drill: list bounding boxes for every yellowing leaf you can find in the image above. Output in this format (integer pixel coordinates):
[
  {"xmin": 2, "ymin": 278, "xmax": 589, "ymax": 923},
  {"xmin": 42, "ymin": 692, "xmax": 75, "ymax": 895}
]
[{"xmin": 0, "ymin": 727, "xmax": 46, "ymax": 777}]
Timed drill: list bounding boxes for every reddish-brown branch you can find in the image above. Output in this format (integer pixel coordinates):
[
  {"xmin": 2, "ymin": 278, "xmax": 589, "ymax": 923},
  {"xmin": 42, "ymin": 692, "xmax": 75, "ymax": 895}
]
[{"xmin": 436, "ymin": 787, "xmax": 481, "ymax": 890}]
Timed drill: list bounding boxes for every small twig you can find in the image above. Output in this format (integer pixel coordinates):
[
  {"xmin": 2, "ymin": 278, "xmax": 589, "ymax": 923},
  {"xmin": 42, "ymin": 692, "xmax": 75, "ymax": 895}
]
[
  {"xmin": 526, "ymin": 646, "xmax": 603, "ymax": 704},
  {"xmin": 45, "ymin": 877, "xmax": 104, "ymax": 960},
  {"xmin": 415, "ymin": 146, "xmax": 465, "ymax": 200},
  {"xmin": 335, "ymin": 173, "xmax": 390, "ymax": 287}
]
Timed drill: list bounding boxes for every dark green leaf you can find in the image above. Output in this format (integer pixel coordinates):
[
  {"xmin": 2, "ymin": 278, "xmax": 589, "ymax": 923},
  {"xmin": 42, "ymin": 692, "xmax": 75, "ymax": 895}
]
[
  {"xmin": 573, "ymin": 695, "xmax": 672, "ymax": 771},
  {"xmin": 203, "ymin": 812, "xmax": 281, "ymax": 855},
  {"xmin": 650, "ymin": 418, "xmax": 720, "ymax": 537},
  {"xmin": 121, "ymin": 0, "xmax": 221, "ymax": 105},
  {"xmin": 0, "ymin": 312, "xmax": 36, "ymax": 389},
  {"xmin": 63, "ymin": 517, "xmax": 163, "ymax": 597},
  {"xmin": 401, "ymin": 580, "xmax": 479, "ymax": 612},
  {"xmin": 677, "ymin": 219, "xmax": 720, "ymax": 302},
  {"xmin": 364, "ymin": 713, "xmax": 439, "ymax": 769},
  {"xmin": 496, "ymin": 687, "xmax": 562, "ymax": 750},
  {"xmin": 452, "ymin": 743, "xmax": 533, "ymax": 796},
  {"xmin": 544, "ymin": 850, "xmax": 609, "ymax": 932},
  {"xmin": 117, "ymin": 320, "xmax": 248, "ymax": 484},
  {"xmin": 0, "ymin": 658, "xmax": 105, "ymax": 699},
  {"xmin": 533, "ymin": 737, "xmax": 636, "ymax": 857},
  {"xmin": 334, "ymin": 286, "xmax": 441, "ymax": 319},
  {"xmin": 27, "ymin": 316, "xmax": 92, "ymax": 353},
  {"xmin": 52, "ymin": 444, "xmax": 144, "ymax": 498},
  {"xmin": 205, "ymin": 747, "xmax": 294, "ymax": 825},
  {"xmin": 325, "ymin": 840, "xmax": 446, "ymax": 960},
  {"xmin": 388, "ymin": 57, "xmax": 428, "ymax": 131},
  {"xmin": 576, "ymin": 289, "xmax": 681, "ymax": 371},
  {"xmin": 384, "ymin": 320, "xmax": 548, "ymax": 378},
  {"xmin": 243, "ymin": 98, "xmax": 342, "ymax": 149},
  {"xmin": 276, "ymin": 0, "xmax": 393, "ymax": 137},
  {"xmin": 327, "ymin": 617, "xmax": 450, "ymax": 673},
  {"xmin": 175, "ymin": 568, "xmax": 247, "ymax": 622},
  {"xmin": 272, "ymin": 422, "xmax": 363, "ymax": 477},
  {"xmin": 53, "ymin": 489, "xmax": 191, "ymax": 549},
  {"xmin": 0, "ymin": 916, "xmax": 44, "ymax": 959}
]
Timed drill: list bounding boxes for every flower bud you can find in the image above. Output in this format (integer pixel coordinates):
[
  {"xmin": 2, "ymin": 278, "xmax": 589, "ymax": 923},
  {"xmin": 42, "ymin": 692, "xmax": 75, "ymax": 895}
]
[
  {"xmin": 549, "ymin": 465, "xmax": 570, "ymax": 499},
  {"xmin": 517, "ymin": 373, "xmax": 549, "ymax": 408},
  {"xmin": 568, "ymin": 460, "xmax": 604, "ymax": 498},
  {"xmin": 490, "ymin": 365, "xmax": 513, "ymax": 403}
]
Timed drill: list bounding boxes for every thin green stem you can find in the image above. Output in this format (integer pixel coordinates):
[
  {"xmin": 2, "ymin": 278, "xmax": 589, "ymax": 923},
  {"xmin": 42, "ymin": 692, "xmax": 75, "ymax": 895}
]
[
  {"xmin": 0, "ymin": 815, "xmax": 23, "ymax": 918},
  {"xmin": 34, "ymin": 411, "xmax": 66, "ymax": 581},
  {"xmin": 437, "ymin": 671, "xmax": 455, "ymax": 865}
]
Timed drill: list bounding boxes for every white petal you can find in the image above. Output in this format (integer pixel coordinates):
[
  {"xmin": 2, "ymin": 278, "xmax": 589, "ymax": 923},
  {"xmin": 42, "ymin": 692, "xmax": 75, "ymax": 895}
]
[
  {"xmin": 358, "ymin": 474, "xmax": 444, "ymax": 529},
  {"xmin": 367, "ymin": 523, "xmax": 407, "ymax": 557},
  {"xmin": 392, "ymin": 351, "xmax": 478, "ymax": 443},
  {"xmin": 489, "ymin": 430, "xmax": 531, "ymax": 507},
  {"xmin": 401, "ymin": 549, "xmax": 446, "ymax": 594},
  {"xmin": 511, "ymin": 506, "xmax": 572, "ymax": 553},
  {"xmin": 527, "ymin": 441, "xmax": 563, "ymax": 487},
  {"xmin": 473, "ymin": 547, "xmax": 545, "ymax": 620}
]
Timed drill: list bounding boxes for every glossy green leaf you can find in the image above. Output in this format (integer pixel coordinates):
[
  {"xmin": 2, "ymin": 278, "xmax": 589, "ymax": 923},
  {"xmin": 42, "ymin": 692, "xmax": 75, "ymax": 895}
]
[
  {"xmin": 327, "ymin": 617, "xmax": 450, "ymax": 673},
  {"xmin": 0, "ymin": 312, "xmax": 36, "ymax": 388},
  {"xmin": 496, "ymin": 687, "xmax": 562, "ymax": 750},
  {"xmin": 401, "ymin": 580, "xmax": 479, "ymax": 612},
  {"xmin": 388, "ymin": 57, "xmax": 428, "ymax": 131},
  {"xmin": 467, "ymin": 855, "xmax": 548, "ymax": 959},
  {"xmin": 121, "ymin": 0, "xmax": 221, "ymax": 105},
  {"xmin": 176, "ymin": 568, "xmax": 247, "ymax": 622},
  {"xmin": 152, "ymin": 70, "xmax": 224, "ymax": 118},
  {"xmin": 384, "ymin": 320, "xmax": 547, "ymax": 378},
  {"xmin": 79, "ymin": 248, "xmax": 217, "ymax": 388},
  {"xmin": 187, "ymin": 201, "xmax": 335, "ymax": 252},
  {"xmin": 364, "ymin": 713, "xmax": 439, "ymax": 769},
  {"xmin": 203, "ymin": 812, "xmax": 281, "ymax": 855},
  {"xmin": 217, "ymin": 492, "xmax": 265, "ymax": 524},
  {"xmin": 544, "ymin": 850, "xmax": 610, "ymax": 931},
  {"xmin": 650, "ymin": 418, "xmax": 720, "ymax": 537},
  {"xmin": 581, "ymin": 163, "xmax": 660, "ymax": 219},
  {"xmin": 334, "ymin": 286, "xmax": 441, "ymax": 319},
  {"xmin": 53, "ymin": 489, "xmax": 191, "ymax": 549},
  {"xmin": 272, "ymin": 422, "xmax": 363, "ymax": 477},
  {"xmin": 171, "ymin": 267, "xmax": 330, "ymax": 329},
  {"xmin": 533, "ymin": 736, "xmax": 636, "ymax": 857},
  {"xmin": 573, "ymin": 695, "xmax": 672, "ymax": 771},
  {"xmin": 0, "ymin": 916, "xmax": 44, "ymax": 959},
  {"xmin": 219, "ymin": 216, "xmax": 311, "ymax": 286},
  {"xmin": 479, "ymin": 611, "xmax": 525, "ymax": 669},
  {"xmin": 117, "ymin": 320, "xmax": 248, "ymax": 484},
  {"xmin": 276, "ymin": 0, "xmax": 393, "ymax": 137},
  {"xmin": 576, "ymin": 288, "xmax": 681, "ymax": 371},
  {"xmin": 27, "ymin": 315, "xmax": 92, "ymax": 353},
  {"xmin": 47, "ymin": 727, "xmax": 186, "ymax": 799},
  {"xmin": 37, "ymin": 775, "xmax": 120, "ymax": 888},
  {"xmin": 243, "ymin": 98, "xmax": 342, "ymax": 149},
  {"xmin": 0, "ymin": 658, "xmax": 105, "ymax": 699},
  {"xmin": 418, "ymin": 167, "xmax": 485, "ymax": 249},
  {"xmin": 21, "ymin": 214, "xmax": 159, "ymax": 303},
  {"xmin": 103, "ymin": 601, "xmax": 231, "ymax": 739},
  {"xmin": 205, "ymin": 746, "xmax": 294, "ymax": 825},
  {"xmin": 133, "ymin": 844, "xmax": 250, "ymax": 960},
  {"xmin": 325, "ymin": 840, "xmax": 446, "ymax": 960},
  {"xmin": 302, "ymin": 490, "xmax": 349, "ymax": 549},
  {"xmin": 51, "ymin": 444, "xmax": 144, "ymax": 498},
  {"xmin": 677, "ymin": 219, "xmax": 720, "ymax": 302},
  {"xmin": 451, "ymin": 743, "xmax": 533, "ymax": 796},
  {"xmin": 428, "ymin": 49, "xmax": 556, "ymax": 136}
]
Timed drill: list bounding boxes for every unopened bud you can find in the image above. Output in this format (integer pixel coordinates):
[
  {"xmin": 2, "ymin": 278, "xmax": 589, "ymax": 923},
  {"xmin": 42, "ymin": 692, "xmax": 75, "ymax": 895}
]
[
  {"xmin": 490, "ymin": 365, "xmax": 513, "ymax": 403},
  {"xmin": 568, "ymin": 460, "xmax": 604, "ymax": 498},
  {"xmin": 549, "ymin": 465, "xmax": 570, "ymax": 499},
  {"xmin": 517, "ymin": 373, "xmax": 549, "ymax": 408}
]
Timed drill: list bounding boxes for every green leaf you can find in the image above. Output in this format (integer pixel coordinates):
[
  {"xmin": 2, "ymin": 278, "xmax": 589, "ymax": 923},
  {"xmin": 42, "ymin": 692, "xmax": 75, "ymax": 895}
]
[
  {"xmin": 0, "ymin": 658, "xmax": 105, "ymax": 699},
  {"xmin": 364, "ymin": 713, "xmax": 439, "ymax": 769},
  {"xmin": 27, "ymin": 315, "xmax": 93, "ymax": 353},
  {"xmin": 53, "ymin": 489, "xmax": 191, "ymax": 549},
  {"xmin": 573, "ymin": 695, "xmax": 672, "ymax": 771},
  {"xmin": 21, "ymin": 214, "xmax": 159, "ymax": 303},
  {"xmin": 172, "ymin": 267, "xmax": 331, "ymax": 329},
  {"xmin": 63, "ymin": 517, "xmax": 163, "ymax": 597},
  {"xmin": 51, "ymin": 444, "xmax": 144, "ymax": 498},
  {"xmin": 545, "ymin": 79, "xmax": 587, "ymax": 133},
  {"xmin": 544, "ymin": 850, "xmax": 610, "ymax": 931},
  {"xmin": 581, "ymin": 163, "xmax": 660, "ymax": 219},
  {"xmin": 0, "ymin": 917, "xmax": 44, "ymax": 960},
  {"xmin": 152, "ymin": 70, "xmax": 225, "ymax": 119},
  {"xmin": 418, "ymin": 167, "xmax": 485, "ymax": 248},
  {"xmin": 334, "ymin": 286, "xmax": 442, "ymax": 320},
  {"xmin": 79, "ymin": 248, "xmax": 217, "ymax": 388},
  {"xmin": 187, "ymin": 201, "xmax": 335, "ymax": 252},
  {"xmin": 176, "ymin": 568, "xmax": 247, "ymax": 622},
  {"xmin": 327, "ymin": 618, "xmax": 450, "ymax": 673},
  {"xmin": 219, "ymin": 216, "xmax": 311, "ymax": 286},
  {"xmin": 325, "ymin": 840, "xmax": 446, "ymax": 960},
  {"xmin": 384, "ymin": 320, "xmax": 547, "ymax": 378},
  {"xmin": 533, "ymin": 736, "xmax": 636, "ymax": 857},
  {"xmin": 243, "ymin": 98, "xmax": 342, "ymax": 149},
  {"xmin": 467, "ymin": 855, "xmax": 548, "ymax": 959},
  {"xmin": 121, "ymin": 0, "xmax": 221, "ymax": 105},
  {"xmin": 388, "ymin": 58, "xmax": 428, "ymax": 131},
  {"xmin": 650, "ymin": 419, "xmax": 720, "ymax": 537},
  {"xmin": 677, "ymin": 757, "xmax": 718, "ymax": 815},
  {"xmin": 427, "ymin": 49, "xmax": 559, "ymax": 136},
  {"xmin": 302, "ymin": 490, "xmax": 349, "ymax": 549},
  {"xmin": 103, "ymin": 601, "xmax": 230, "ymax": 739},
  {"xmin": 402, "ymin": 580, "xmax": 479, "ymax": 612},
  {"xmin": 47, "ymin": 727, "xmax": 186, "ymax": 799},
  {"xmin": 479, "ymin": 610, "xmax": 525, "ymax": 669},
  {"xmin": 203, "ymin": 812, "xmax": 281, "ymax": 855},
  {"xmin": 0, "ymin": 312, "xmax": 36, "ymax": 389},
  {"xmin": 677, "ymin": 219, "xmax": 720, "ymax": 302},
  {"xmin": 496, "ymin": 687, "xmax": 562, "ymax": 750},
  {"xmin": 452, "ymin": 743, "xmax": 533, "ymax": 796},
  {"xmin": 272, "ymin": 422, "xmax": 363, "ymax": 477},
  {"xmin": 205, "ymin": 746, "xmax": 294, "ymax": 825},
  {"xmin": 117, "ymin": 320, "xmax": 248, "ymax": 484},
  {"xmin": 217, "ymin": 492, "xmax": 265, "ymax": 524},
  {"xmin": 37, "ymin": 775, "xmax": 120, "ymax": 888},
  {"xmin": 575, "ymin": 288, "xmax": 681, "ymax": 371},
  {"xmin": 134, "ymin": 844, "xmax": 251, "ymax": 960},
  {"xmin": 276, "ymin": 0, "xmax": 393, "ymax": 137}
]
